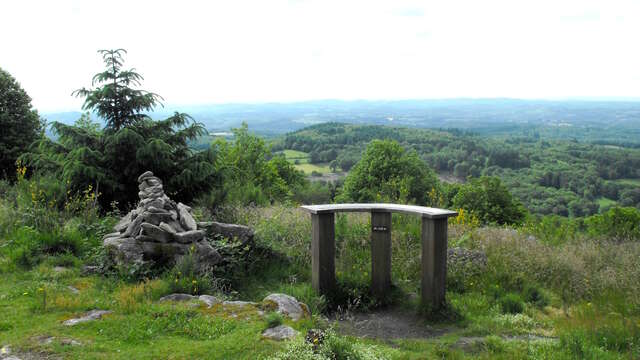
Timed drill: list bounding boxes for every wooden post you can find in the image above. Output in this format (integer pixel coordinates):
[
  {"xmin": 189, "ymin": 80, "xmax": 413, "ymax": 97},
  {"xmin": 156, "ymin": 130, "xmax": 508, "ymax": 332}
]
[
  {"xmin": 370, "ymin": 211, "xmax": 392, "ymax": 297},
  {"xmin": 311, "ymin": 212, "xmax": 335, "ymax": 294},
  {"xmin": 421, "ymin": 217, "xmax": 448, "ymax": 308}
]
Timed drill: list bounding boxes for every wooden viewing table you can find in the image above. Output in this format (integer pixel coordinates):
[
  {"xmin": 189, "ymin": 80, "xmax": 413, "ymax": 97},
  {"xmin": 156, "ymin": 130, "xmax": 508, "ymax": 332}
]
[{"xmin": 301, "ymin": 203, "xmax": 458, "ymax": 309}]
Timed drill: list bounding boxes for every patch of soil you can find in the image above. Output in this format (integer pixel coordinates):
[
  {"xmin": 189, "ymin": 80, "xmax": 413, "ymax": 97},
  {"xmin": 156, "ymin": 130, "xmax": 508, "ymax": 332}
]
[{"xmin": 332, "ymin": 308, "xmax": 455, "ymax": 340}]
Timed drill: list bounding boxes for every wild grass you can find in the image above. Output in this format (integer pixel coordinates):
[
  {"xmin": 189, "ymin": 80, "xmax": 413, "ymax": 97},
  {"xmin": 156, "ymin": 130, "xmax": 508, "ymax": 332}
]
[{"xmin": 2, "ymin": 191, "xmax": 640, "ymax": 358}]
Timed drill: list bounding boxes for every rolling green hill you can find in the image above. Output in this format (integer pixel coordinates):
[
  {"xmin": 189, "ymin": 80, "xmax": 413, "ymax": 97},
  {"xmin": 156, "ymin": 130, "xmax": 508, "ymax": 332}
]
[{"xmin": 274, "ymin": 122, "xmax": 640, "ymax": 216}]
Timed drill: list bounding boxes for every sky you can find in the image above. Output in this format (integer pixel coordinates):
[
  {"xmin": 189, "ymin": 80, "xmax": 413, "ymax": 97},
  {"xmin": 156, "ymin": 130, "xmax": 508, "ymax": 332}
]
[{"xmin": 2, "ymin": 0, "xmax": 640, "ymax": 112}]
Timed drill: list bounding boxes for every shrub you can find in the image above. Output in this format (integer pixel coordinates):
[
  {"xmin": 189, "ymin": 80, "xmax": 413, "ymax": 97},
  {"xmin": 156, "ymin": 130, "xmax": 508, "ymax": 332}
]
[
  {"xmin": 523, "ymin": 284, "xmax": 549, "ymax": 308},
  {"xmin": 338, "ymin": 139, "xmax": 440, "ymax": 205},
  {"xmin": 269, "ymin": 329, "xmax": 390, "ymax": 360},
  {"xmin": 499, "ymin": 293, "xmax": 524, "ymax": 314},
  {"xmin": 585, "ymin": 206, "xmax": 640, "ymax": 242},
  {"xmin": 264, "ymin": 312, "xmax": 284, "ymax": 329},
  {"xmin": 452, "ymin": 176, "xmax": 527, "ymax": 225},
  {"xmin": 166, "ymin": 252, "xmax": 215, "ymax": 295},
  {"xmin": 4, "ymin": 226, "xmax": 88, "ymax": 269}
]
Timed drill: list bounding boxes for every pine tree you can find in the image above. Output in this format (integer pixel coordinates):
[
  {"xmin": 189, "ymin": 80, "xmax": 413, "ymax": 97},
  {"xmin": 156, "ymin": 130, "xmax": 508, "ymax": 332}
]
[
  {"xmin": 72, "ymin": 49, "xmax": 162, "ymax": 131},
  {"xmin": 22, "ymin": 50, "xmax": 215, "ymax": 208}
]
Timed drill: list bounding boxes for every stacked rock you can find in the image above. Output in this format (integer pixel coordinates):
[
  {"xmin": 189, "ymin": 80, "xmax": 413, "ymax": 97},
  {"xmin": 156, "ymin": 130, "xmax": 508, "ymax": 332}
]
[{"xmin": 103, "ymin": 171, "xmax": 221, "ymax": 269}]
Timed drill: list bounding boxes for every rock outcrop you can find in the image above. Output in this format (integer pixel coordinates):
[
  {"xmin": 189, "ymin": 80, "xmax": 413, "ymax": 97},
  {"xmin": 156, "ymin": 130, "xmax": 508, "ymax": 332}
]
[
  {"xmin": 103, "ymin": 171, "xmax": 221, "ymax": 270},
  {"xmin": 63, "ymin": 310, "xmax": 112, "ymax": 326},
  {"xmin": 262, "ymin": 325, "xmax": 299, "ymax": 341},
  {"xmin": 263, "ymin": 293, "xmax": 310, "ymax": 321}
]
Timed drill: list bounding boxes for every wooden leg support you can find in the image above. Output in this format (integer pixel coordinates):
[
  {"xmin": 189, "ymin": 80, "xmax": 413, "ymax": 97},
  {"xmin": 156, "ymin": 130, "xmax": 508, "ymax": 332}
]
[
  {"xmin": 312, "ymin": 213, "xmax": 335, "ymax": 294},
  {"xmin": 421, "ymin": 217, "xmax": 448, "ymax": 309},
  {"xmin": 371, "ymin": 211, "xmax": 392, "ymax": 297}
]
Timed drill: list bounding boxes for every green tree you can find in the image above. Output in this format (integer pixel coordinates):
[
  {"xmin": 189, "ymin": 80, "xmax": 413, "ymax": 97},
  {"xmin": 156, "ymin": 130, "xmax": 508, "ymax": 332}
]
[
  {"xmin": 206, "ymin": 123, "xmax": 305, "ymax": 206},
  {"xmin": 452, "ymin": 176, "xmax": 527, "ymax": 225},
  {"xmin": 0, "ymin": 68, "xmax": 43, "ymax": 178},
  {"xmin": 585, "ymin": 207, "xmax": 640, "ymax": 241},
  {"xmin": 21, "ymin": 50, "xmax": 214, "ymax": 208},
  {"xmin": 72, "ymin": 49, "xmax": 162, "ymax": 131},
  {"xmin": 338, "ymin": 139, "xmax": 439, "ymax": 205}
]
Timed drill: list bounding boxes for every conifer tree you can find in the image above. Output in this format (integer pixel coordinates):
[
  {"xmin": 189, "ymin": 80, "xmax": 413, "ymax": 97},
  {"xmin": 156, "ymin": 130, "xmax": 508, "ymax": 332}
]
[{"xmin": 22, "ymin": 50, "xmax": 216, "ymax": 208}]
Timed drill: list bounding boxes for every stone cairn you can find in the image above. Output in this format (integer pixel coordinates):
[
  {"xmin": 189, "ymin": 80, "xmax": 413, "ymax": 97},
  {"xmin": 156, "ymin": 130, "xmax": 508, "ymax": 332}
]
[{"xmin": 103, "ymin": 171, "xmax": 221, "ymax": 269}]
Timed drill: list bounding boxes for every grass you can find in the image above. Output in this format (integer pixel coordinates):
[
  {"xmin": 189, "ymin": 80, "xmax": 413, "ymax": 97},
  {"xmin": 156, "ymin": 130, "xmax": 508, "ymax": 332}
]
[
  {"xmin": 614, "ymin": 178, "xmax": 640, "ymax": 186},
  {"xmin": 294, "ymin": 163, "xmax": 332, "ymax": 175},
  {"xmin": 2, "ymin": 195, "xmax": 640, "ymax": 358},
  {"xmin": 277, "ymin": 149, "xmax": 336, "ymax": 175},
  {"xmin": 597, "ymin": 197, "xmax": 617, "ymax": 211},
  {"xmin": 281, "ymin": 149, "xmax": 311, "ymax": 162}
]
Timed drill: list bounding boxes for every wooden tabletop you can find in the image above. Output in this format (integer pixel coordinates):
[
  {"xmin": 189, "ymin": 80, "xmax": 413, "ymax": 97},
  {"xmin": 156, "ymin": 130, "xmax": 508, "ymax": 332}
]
[{"xmin": 300, "ymin": 203, "xmax": 458, "ymax": 219}]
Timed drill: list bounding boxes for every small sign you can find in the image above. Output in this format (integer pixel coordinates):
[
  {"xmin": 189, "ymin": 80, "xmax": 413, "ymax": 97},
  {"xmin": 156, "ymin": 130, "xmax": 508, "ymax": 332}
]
[{"xmin": 372, "ymin": 226, "xmax": 388, "ymax": 232}]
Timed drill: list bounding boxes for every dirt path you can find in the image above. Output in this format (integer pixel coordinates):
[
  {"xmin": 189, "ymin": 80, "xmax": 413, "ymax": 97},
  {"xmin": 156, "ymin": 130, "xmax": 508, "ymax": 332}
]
[{"xmin": 332, "ymin": 308, "xmax": 455, "ymax": 340}]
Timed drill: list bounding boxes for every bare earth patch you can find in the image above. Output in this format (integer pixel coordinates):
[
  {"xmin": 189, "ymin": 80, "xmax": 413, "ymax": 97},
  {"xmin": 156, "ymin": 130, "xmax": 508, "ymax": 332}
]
[{"xmin": 332, "ymin": 308, "xmax": 455, "ymax": 340}]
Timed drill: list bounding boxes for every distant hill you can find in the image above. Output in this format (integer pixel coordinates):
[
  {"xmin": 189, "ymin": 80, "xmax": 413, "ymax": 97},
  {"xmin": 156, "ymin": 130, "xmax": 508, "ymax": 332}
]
[{"xmin": 43, "ymin": 98, "xmax": 640, "ymax": 145}]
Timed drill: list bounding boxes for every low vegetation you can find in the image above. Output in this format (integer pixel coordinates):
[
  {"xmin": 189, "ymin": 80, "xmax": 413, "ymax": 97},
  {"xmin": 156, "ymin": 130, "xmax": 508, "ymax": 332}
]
[{"xmin": 2, "ymin": 49, "xmax": 640, "ymax": 359}]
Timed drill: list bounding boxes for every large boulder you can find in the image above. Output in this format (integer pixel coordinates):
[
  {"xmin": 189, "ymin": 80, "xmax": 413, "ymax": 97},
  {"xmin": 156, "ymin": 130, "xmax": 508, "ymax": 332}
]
[
  {"xmin": 262, "ymin": 325, "xmax": 299, "ymax": 341},
  {"xmin": 263, "ymin": 293, "xmax": 310, "ymax": 321},
  {"xmin": 199, "ymin": 221, "xmax": 255, "ymax": 246}
]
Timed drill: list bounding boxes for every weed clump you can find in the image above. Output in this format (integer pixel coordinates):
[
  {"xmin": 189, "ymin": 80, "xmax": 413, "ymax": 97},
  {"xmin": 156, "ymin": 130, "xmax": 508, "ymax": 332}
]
[{"xmin": 499, "ymin": 293, "xmax": 524, "ymax": 314}]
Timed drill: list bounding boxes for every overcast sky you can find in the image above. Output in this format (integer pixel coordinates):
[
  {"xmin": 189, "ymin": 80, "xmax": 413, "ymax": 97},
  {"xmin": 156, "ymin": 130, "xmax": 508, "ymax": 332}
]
[{"xmin": 2, "ymin": 0, "xmax": 640, "ymax": 112}]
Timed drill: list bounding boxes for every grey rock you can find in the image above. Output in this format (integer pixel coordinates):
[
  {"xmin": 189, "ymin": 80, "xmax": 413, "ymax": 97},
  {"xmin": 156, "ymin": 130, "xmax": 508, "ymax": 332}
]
[
  {"xmin": 177, "ymin": 203, "xmax": 197, "ymax": 231},
  {"xmin": 159, "ymin": 221, "xmax": 177, "ymax": 234},
  {"xmin": 145, "ymin": 198, "xmax": 165, "ymax": 210},
  {"xmin": 173, "ymin": 230, "xmax": 205, "ymax": 244},
  {"xmin": 199, "ymin": 295, "xmax": 221, "ymax": 308},
  {"xmin": 158, "ymin": 293, "xmax": 221, "ymax": 308},
  {"xmin": 114, "ymin": 211, "xmax": 133, "ymax": 232},
  {"xmin": 146, "ymin": 206, "xmax": 168, "ymax": 214},
  {"xmin": 63, "ymin": 310, "xmax": 112, "ymax": 326},
  {"xmin": 262, "ymin": 325, "xmax": 299, "ymax": 341},
  {"xmin": 104, "ymin": 237, "xmax": 143, "ymax": 266},
  {"xmin": 53, "ymin": 266, "xmax": 69, "ymax": 273},
  {"xmin": 199, "ymin": 221, "xmax": 254, "ymax": 246},
  {"xmin": 35, "ymin": 336, "xmax": 55, "ymax": 345},
  {"xmin": 263, "ymin": 293, "xmax": 310, "ymax": 321},
  {"xmin": 67, "ymin": 286, "xmax": 80, "ymax": 294},
  {"xmin": 138, "ymin": 241, "xmax": 222, "ymax": 270},
  {"xmin": 141, "ymin": 223, "xmax": 173, "ymax": 243},
  {"xmin": 81, "ymin": 265, "xmax": 100, "ymax": 275},
  {"xmin": 145, "ymin": 177, "xmax": 162, "ymax": 186},
  {"xmin": 141, "ymin": 210, "xmax": 174, "ymax": 226},
  {"xmin": 135, "ymin": 234, "xmax": 160, "ymax": 243},
  {"xmin": 102, "ymin": 232, "xmax": 122, "ymax": 241},
  {"xmin": 60, "ymin": 338, "xmax": 82, "ymax": 346},
  {"xmin": 122, "ymin": 214, "xmax": 144, "ymax": 237},
  {"xmin": 222, "ymin": 300, "xmax": 258, "ymax": 307},
  {"xmin": 137, "ymin": 171, "xmax": 154, "ymax": 183},
  {"xmin": 159, "ymin": 293, "xmax": 198, "ymax": 302}
]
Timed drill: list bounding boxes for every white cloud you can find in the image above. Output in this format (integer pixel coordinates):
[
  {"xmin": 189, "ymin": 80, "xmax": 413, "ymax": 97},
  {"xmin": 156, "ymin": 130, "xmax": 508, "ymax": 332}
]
[{"xmin": 1, "ymin": 0, "xmax": 639, "ymax": 111}]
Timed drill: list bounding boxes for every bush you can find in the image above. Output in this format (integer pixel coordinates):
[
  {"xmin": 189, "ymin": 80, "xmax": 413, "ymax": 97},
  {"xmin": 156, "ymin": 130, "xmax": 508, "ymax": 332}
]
[
  {"xmin": 452, "ymin": 176, "xmax": 527, "ymax": 225},
  {"xmin": 585, "ymin": 207, "xmax": 640, "ymax": 242},
  {"xmin": 264, "ymin": 312, "xmax": 284, "ymax": 329},
  {"xmin": 499, "ymin": 293, "xmax": 524, "ymax": 314},
  {"xmin": 166, "ymin": 252, "xmax": 215, "ymax": 295},
  {"xmin": 269, "ymin": 329, "xmax": 389, "ymax": 360},
  {"xmin": 339, "ymin": 139, "xmax": 440, "ymax": 205},
  {"xmin": 523, "ymin": 284, "xmax": 549, "ymax": 308},
  {"xmin": 4, "ymin": 226, "xmax": 88, "ymax": 269}
]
